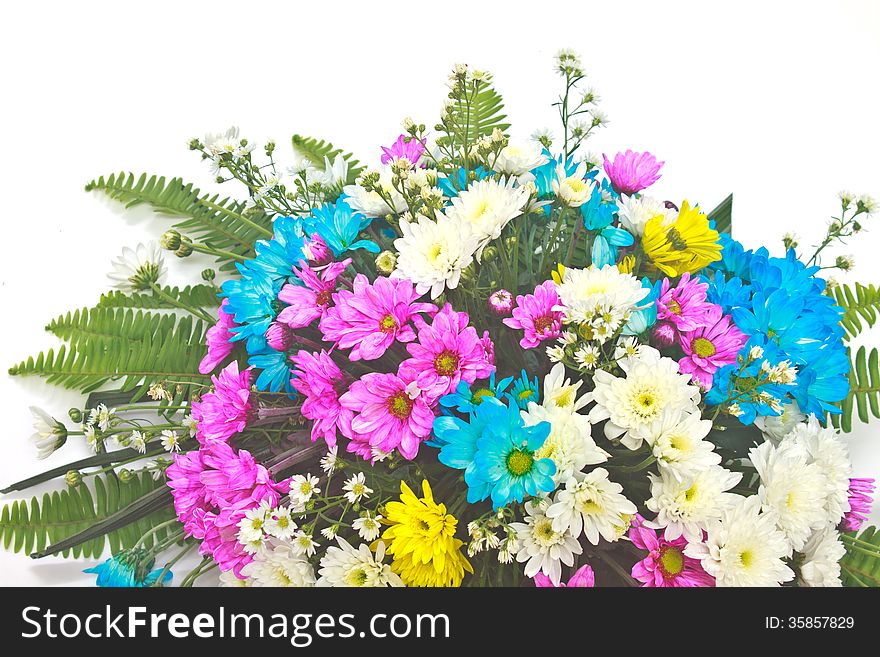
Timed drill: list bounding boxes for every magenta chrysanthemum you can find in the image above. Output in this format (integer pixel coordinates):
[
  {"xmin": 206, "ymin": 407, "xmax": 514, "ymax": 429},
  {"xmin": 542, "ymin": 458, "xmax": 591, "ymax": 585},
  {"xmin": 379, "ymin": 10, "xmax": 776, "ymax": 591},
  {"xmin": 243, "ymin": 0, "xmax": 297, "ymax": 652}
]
[
  {"xmin": 842, "ymin": 477, "xmax": 875, "ymax": 532},
  {"xmin": 191, "ymin": 361, "xmax": 253, "ymax": 444},
  {"xmin": 199, "ymin": 299, "xmax": 237, "ymax": 374},
  {"xmin": 678, "ymin": 310, "xmax": 747, "ymax": 389},
  {"xmin": 380, "ymin": 134, "xmax": 426, "ymax": 166},
  {"xmin": 339, "ymin": 371, "xmax": 435, "ymax": 460},
  {"xmin": 533, "ymin": 564, "xmax": 595, "ymax": 587},
  {"xmin": 603, "ymin": 150, "xmax": 664, "ymax": 196},
  {"xmin": 302, "ymin": 232, "xmax": 333, "ymax": 267},
  {"xmin": 399, "ymin": 303, "xmax": 495, "ymax": 399},
  {"xmin": 656, "ymin": 272, "xmax": 715, "ymax": 333},
  {"xmin": 290, "ymin": 350, "xmax": 352, "ymax": 448},
  {"xmin": 502, "ymin": 280, "xmax": 564, "ymax": 349},
  {"xmin": 200, "ymin": 442, "xmax": 289, "ymax": 508},
  {"xmin": 488, "ymin": 289, "xmax": 514, "ymax": 316},
  {"xmin": 652, "ymin": 321, "xmax": 677, "ymax": 348},
  {"xmin": 629, "ymin": 518, "xmax": 714, "ymax": 587},
  {"xmin": 166, "ymin": 450, "xmax": 210, "ymax": 538},
  {"xmin": 276, "ymin": 259, "xmax": 351, "ymax": 329},
  {"xmin": 319, "ymin": 274, "xmax": 436, "ymax": 361}
]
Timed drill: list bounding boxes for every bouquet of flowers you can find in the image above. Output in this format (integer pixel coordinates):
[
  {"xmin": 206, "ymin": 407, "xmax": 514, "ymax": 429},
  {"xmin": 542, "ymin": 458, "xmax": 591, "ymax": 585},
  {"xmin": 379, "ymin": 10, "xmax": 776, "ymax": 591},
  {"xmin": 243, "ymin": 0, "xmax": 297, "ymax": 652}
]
[{"xmin": 4, "ymin": 51, "xmax": 879, "ymax": 588}]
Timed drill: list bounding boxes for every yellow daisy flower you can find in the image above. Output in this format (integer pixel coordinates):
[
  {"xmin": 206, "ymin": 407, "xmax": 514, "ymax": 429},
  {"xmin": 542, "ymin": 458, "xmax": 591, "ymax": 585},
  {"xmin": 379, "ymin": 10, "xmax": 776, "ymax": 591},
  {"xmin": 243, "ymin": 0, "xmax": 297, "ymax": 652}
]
[
  {"xmin": 380, "ymin": 480, "xmax": 473, "ymax": 587},
  {"xmin": 642, "ymin": 200, "xmax": 722, "ymax": 277}
]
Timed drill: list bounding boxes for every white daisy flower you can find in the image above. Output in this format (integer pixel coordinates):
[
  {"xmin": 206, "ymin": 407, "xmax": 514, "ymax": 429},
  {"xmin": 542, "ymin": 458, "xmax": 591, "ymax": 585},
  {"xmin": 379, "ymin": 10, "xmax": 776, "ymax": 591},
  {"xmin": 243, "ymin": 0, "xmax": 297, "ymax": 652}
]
[
  {"xmin": 93, "ymin": 404, "xmax": 115, "ymax": 431},
  {"xmin": 289, "ymin": 474, "xmax": 321, "ymax": 507},
  {"xmin": 314, "ymin": 155, "xmax": 349, "ymax": 189},
  {"xmin": 521, "ymin": 403, "xmax": 609, "ymax": 484},
  {"xmin": 546, "ymin": 468, "xmax": 637, "ymax": 544},
  {"xmin": 181, "ymin": 414, "xmax": 198, "ymax": 438},
  {"xmin": 28, "ymin": 407, "xmax": 67, "ymax": 459},
  {"xmin": 83, "ymin": 425, "xmax": 100, "ymax": 452},
  {"xmin": 107, "ymin": 242, "xmax": 166, "ymax": 293},
  {"xmin": 129, "ymin": 430, "xmax": 147, "ymax": 454},
  {"xmin": 317, "ymin": 539, "xmax": 403, "ymax": 588},
  {"xmin": 159, "ymin": 429, "xmax": 181, "ymax": 453},
  {"xmin": 509, "ymin": 499, "xmax": 582, "ymax": 586},
  {"xmin": 320, "ymin": 525, "xmax": 340, "ymax": 541},
  {"xmin": 443, "ymin": 178, "xmax": 529, "ymax": 259},
  {"xmin": 241, "ymin": 542, "xmax": 316, "ymax": 587},
  {"xmin": 491, "ymin": 142, "xmax": 549, "ymax": 178},
  {"xmin": 646, "ymin": 465, "xmax": 743, "ymax": 542},
  {"xmin": 749, "ymin": 439, "xmax": 829, "ymax": 551},
  {"xmin": 343, "ymin": 166, "xmax": 408, "ymax": 217},
  {"xmin": 554, "ymin": 264, "xmax": 646, "ymax": 325},
  {"xmin": 551, "ymin": 161, "xmax": 594, "ymax": 207},
  {"xmin": 614, "ymin": 336, "xmax": 643, "ymax": 361},
  {"xmin": 264, "ymin": 506, "xmax": 297, "ymax": 541},
  {"xmin": 685, "ymin": 495, "xmax": 795, "ymax": 587},
  {"xmin": 218, "ymin": 570, "xmax": 251, "ymax": 587},
  {"xmin": 392, "ymin": 213, "xmax": 479, "ymax": 299},
  {"xmin": 291, "ymin": 531, "xmax": 319, "ymax": 557},
  {"xmin": 616, "ymin": 195, "xmax": 676, "ymax": 236},
  {"xmin": 353, "ymin": 511, "xmax": 383, "ymax": 542},
  {"xmin": 237, "ymin": 503, "xmax": 271, "ymax": 544},
  {"xmin": 540, "ymin": 362, "xmax": 590, "ymax": 413},
  {"xmin": 320, "ymin": 446, "xmax": 340, "ymax": 474},
  {"xmin": 798, "ymin": 526, "xmax": 845, "ymax": 587},
  {"xmin": 342, "ymin": 472, "xmax": 373, "ymax": 504},
  {"xmin": 589, "ymin": 346, "xmax": 701, "ymax": 450}
]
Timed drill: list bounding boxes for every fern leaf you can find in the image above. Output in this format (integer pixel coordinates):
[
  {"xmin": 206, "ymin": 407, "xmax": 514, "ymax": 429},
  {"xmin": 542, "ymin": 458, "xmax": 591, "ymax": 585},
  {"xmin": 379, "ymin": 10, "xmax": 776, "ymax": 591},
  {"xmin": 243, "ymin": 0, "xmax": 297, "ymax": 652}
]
[
  {"xmin": 841, "ymin": 526, "xmax": 880, "ymax": 587},
  {"xmin": 831, "ymin": 346, "xmax": 880, "ymax": 432},
  {"xmin": 97, "ymin": 285, "xmax": 220, "ymax": 310},
  {"xmin": 291, "ymin": 135, "xmax": 364, "ymax": 185},
  {"xmin": 828, "ymin": 282, "xmax": 880, "ymax": 340},
  {"xmin": 0, "ymin": 473, "xmax": 175, "ymax": 559},
  {"xmin": 448, "ymin": 74, "xmax": 511, "ymax": 143}
]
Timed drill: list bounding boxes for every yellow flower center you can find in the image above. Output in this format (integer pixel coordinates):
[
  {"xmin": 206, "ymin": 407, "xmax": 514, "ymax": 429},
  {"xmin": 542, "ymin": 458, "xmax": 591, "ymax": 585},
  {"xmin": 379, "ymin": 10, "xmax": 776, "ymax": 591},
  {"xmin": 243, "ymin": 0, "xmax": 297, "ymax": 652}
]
[
  {"xmin": 345, "ymin": 568, "xmax": 369, "ymax": 586},
  {"xmin": 534, "ymin": 315, "xmax": 555, "ymax": 335},
  {"xmin": 692, "ymin": 337, "xmax": 716, "ymax": 358},
  {"xmin": 667, "ymin": 299, "xmax": 682, "ymax": 315},
  {"xmin": 684, "ymin": 483, "xmax": 699, "ymax": 502},
  {"xmin": 434, "ymin": 350, "xmax": 459, "ymax": 377},
  {"xmin": 428, "ymin": 243, "xmax": 444, "ymax": 263},
  {"xmin": 379, "ymin": 314, "xmax": 398, "ymax": 333},
  {"xmin": 659, "ymin": 545, "xmax": 685, "ymax": 577},
  {"xmin": 471, "ymin": 388, "xmax": 495, "ymax": 405},
  {"xmin": 739, "ymin": 550, "xmax": 754, "ymax": 568},
  {"xmin": 535, "ymin": 519, "xmax": 556, "ymax": 541},
  {"xmin": 506, "ymin": 449, "xmax": 534, "ymax": 477}
]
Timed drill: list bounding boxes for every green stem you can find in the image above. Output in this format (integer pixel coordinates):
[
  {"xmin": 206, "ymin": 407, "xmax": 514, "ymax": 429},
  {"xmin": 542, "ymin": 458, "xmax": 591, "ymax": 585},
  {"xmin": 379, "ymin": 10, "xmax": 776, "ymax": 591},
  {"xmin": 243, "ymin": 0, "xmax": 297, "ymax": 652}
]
[{"xmin": 150, "ymin": 283, "xmax": 214, "ymax": 323}]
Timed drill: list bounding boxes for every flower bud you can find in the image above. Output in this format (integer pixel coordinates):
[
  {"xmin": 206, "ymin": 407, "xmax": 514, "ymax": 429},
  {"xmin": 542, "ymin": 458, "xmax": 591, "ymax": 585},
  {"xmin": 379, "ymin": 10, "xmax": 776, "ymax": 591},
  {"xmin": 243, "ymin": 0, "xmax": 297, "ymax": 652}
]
[
  {"xmin": 68, "ymin": 408, "xmax": 83, "ymax": 423},
  {"xmin": 201, "ymin": 268, "xmax": 216, "ymax": 282},
  {"xmin": 160, "ymin": 229, "xmax": 182, "ymax": 250},
  {"xmin": 375, "ymin": 250, "xmax": 398, "ymax": 275},
  {"xmin": 65, "ymin": 470, "xmax": 83, "ymax": 487},
  {"xmin": 488, "ymin": 289, "xmax": 514, "ymax": 316},
  {"xmin": 175, "ymin": 236, "xmax": 194, "ymax": 258},
  {"xmin": 118, "ymin": 468, "xmax": 134, "ymax": 484},
  {"xmin": 652, "ymin": 321, "xmax": 677, "ymax": 348}
]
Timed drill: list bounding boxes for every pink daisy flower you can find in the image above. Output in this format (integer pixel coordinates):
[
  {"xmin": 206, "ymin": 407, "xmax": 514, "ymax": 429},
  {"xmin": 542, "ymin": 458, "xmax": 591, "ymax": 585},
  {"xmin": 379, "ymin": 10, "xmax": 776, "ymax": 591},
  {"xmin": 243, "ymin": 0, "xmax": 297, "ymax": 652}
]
[
  {"xmin": 191, "ymin": 361, "xmax": 253, "ymax": 444},
  {"xmin": 276, "ymin": 258, "xmax": 351, "ymax": 329},
  {"xmin": 533, "ymin": 564, "xmax": 595, "ymax": 587},
  {"xmin": 656, "ymin": 273, "xmax": 715, "ymax": 333},
  {"xmin": 502, "ymin": 280, "xmax": 564, "ymax": 349},
  {"xmin": 319, "ymin": 274, "xmax": 436, "ymax": 361},
  {"xmin": 603, "ymin": 150, "xmax": 664, "ymax": 196},
  {"xmin": 629, "ymin": 518, "xmax": 714, "ymax": 587},
  {"xmin": 199, "ymin": 442, "xmax": 289, "ymax": 508},
  {"xmin": 380, "ymin": 134, "xmax": 427, "ymax": 166},
  {"xmin": 842, "ymin": 477, "xmax": 875, "ymax": 532},
  {"xmin": 399, "ymin": 303, "xmax": 495, "ymax": 399},
  {"xmin": 199, "ymin": 299, "xmax": 237, "ymax": 374},
  {"xmin": 678, "ymin": 311, "xmax": 747, "ymax": 389},
  {"xmin": 290, "ymin": 350, "xmax": 353, "ymax": 448},
  {"xmin": 339, "ymin": 371, "xmax": 435, "ymax": 460}
]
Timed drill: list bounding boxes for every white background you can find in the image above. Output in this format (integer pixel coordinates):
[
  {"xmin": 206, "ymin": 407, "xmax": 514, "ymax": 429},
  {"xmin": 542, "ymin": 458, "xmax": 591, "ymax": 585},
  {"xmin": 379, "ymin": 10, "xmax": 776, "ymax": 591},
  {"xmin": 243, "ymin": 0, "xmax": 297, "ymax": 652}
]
[{"xmin": 0, "ymin": 0, "xmax": 878, "ymax": 586}]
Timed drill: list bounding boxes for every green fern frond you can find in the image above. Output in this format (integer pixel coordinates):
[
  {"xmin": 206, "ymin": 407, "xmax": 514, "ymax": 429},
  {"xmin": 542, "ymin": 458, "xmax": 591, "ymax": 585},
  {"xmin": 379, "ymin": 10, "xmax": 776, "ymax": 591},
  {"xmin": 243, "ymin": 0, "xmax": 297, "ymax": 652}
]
[
  {"xmin": 0, "ymin": 473, "xmax": 175, "ymax": 559},
  {"xmin": 85, "ymin": 172, "xmax": 273, "ymax": 270},
  {"xmin": 828, "ymin": 282, "xmax": 880, "ymax": 340},
  {"xmin": 291, "ymin": 135, "xmax": 364, "ymax": 184},
  {"xmin": 831, "ymin": 346, "xmax": 880, "ymax": 432},
  {"xmin": 97, "ymin": 285, "xmax": 220, "ymax": 310},
  {"xmin": 841, "ymin": 526, "xmax": 880, "ymax": 587},
  {"xmin": 10, "ymin": 312, "xmax": 209, "ymax": 400},
  {"xmin": 448, "ymin": 74, "xmax": 511, "ymax": 143}
]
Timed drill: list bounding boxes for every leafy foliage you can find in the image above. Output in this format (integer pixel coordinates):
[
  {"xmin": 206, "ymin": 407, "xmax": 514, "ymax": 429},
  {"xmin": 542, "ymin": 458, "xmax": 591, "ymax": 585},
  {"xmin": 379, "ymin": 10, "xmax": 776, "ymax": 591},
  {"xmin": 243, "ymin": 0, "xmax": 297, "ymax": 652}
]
[
  {"xmin": 85, "ymin": 172, "xmax": 273, "ymax": 271},
  {"xmin": 0, "ymin": 473, "xmax": 175, "ymax": 558},
  {"xmin": 707, "ymin": 194, "xmax": 733, "ymax": 236},
  {"xmin": 828, "ymin": 282, "xmax": 880, "ymax": 340},
  {"xmin": 291, "ymin": 135, "xmax": 364, "ymax": 184},
  {"xmin": 841, "ymin": 526, "xmax": 880, "ymax": 587},
  {"xmin": 97, "ymin": 284, "xmax": 220, "ymax": 310},
  {"xmin": 447, "ymin": 74, "xmax": 510, "ymax": 143},
  {"xmin": 831, "ymin": 346, "xmax": 880, "ymax": 432}
]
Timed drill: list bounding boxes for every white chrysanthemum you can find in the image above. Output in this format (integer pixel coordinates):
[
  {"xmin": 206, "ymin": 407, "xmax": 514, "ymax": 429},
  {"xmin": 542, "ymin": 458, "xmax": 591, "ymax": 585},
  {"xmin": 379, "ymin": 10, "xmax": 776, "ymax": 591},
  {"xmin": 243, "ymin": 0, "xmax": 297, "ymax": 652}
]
[
  {"xmin": 643, "ymin": 409, "xmax": 720, "ymax": 482},
  {"xmin": 492, "ymin": 142, "xmax": 549, "ymax": 177},
  {"xmin": 107, "ymin": 242, "xmax": 166, "ymax": 293},
  {"xmin": 317, "ymin": 539, "xmax": 403, "ymax": 587},
  {"xmin": 29, "ymin": 407, "xmax": 66, "ymax": 460},
  {"xmin": 241, "ymin": 542, "xmax": 316, "ymax": 587},
  {"xmin": 685, "ymin": 495, "xmax": 795, "ymax": 587},
  {"xmin": 443, "ymin": 178, "xmax": 528, "ymax": 259},
  {"xmin": 555, "ymin": 264, "xmax": 647, "ymax": 325},
  {"xmin": 616, "ymin": 194, "xmax": 676, "ymax": 236},
  {"xmin": 749, "ymin": 440, "xmax": 829, "ymax": 551},
  {"xmin": 343, "ymin": 167, "xmax": 408, "ymax": 216},
  {"xmin": 781, "ymin": 416, "xmax": 852, "ymax": 525},
  {"xmin": 546, "ymin": 469, "xmax": 637, "ymax": 544},
  {"xmin": 755, "ymin": 401, "xmax": 806, "ymax": 442},
  {"xmin": 218, "ymin": 571, "xmax": 251, "ymax": 587},
  {"xmin": 646, "ymin": 465, "xmax": 743, "ymax": 542},
  {"xmin": 540, "ymin": 362, "xmax": 590, "ymax": 413},
  {"xmin": 521, "ymin": 403, "xmax": 609, "ymax": 484},
  {"xmin": 798, "ymin": 526, "xmax": 845, "ymax": 587},
  {"xmin": 392, "ymin": 214, "xmax": 479, "ymax": 299},
  {"xmin": 510, "ymin": 499, "xmax": 582, "ymax": 586},
  {"xmin": 551, "ymin": 161, "xmax": 594, "ymax": 207},
  {"xmin": 589, "ymin": 347, "xmax": 701, "ymax": 450},
  {"xmin": 314, "ymin": 155, "xmax": 349, "ymax": 189}
]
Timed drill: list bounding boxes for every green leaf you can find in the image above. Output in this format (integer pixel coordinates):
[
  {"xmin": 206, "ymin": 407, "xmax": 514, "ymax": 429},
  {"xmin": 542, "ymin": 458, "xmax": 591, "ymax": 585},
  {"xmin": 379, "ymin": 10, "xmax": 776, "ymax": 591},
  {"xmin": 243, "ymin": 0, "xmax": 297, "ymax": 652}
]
[
  {"xmin": 85, "ymin": 172, "xmax": 273, "ymax": 271},
  {"xmin": 841, "ymin": 526, "xmax": 880, "ymax": 587},
  {"xmin": 447, "ymin": 74, "xmax": 511, "ymax": 143},
  {"xmin": 831, "ymin": 346, "xmax": 880, "ymax": 432},
  {"xmin": 97, "ymin": 285, "xmax": 220, "ymax": 310},
  {"xmin": 827, "ymin": 282, "xmax": 880, "ymax": 340},
  {"xmin": 708, "ymin": 193, "xmax": 733, "ymax": 235},
  {"xmin": 0, "ymin": 473, "xmax": 175, "ymax": 559},
  {"xmin": 291, "ymin": 135, "xmax": 364, "ymax": 185}
]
